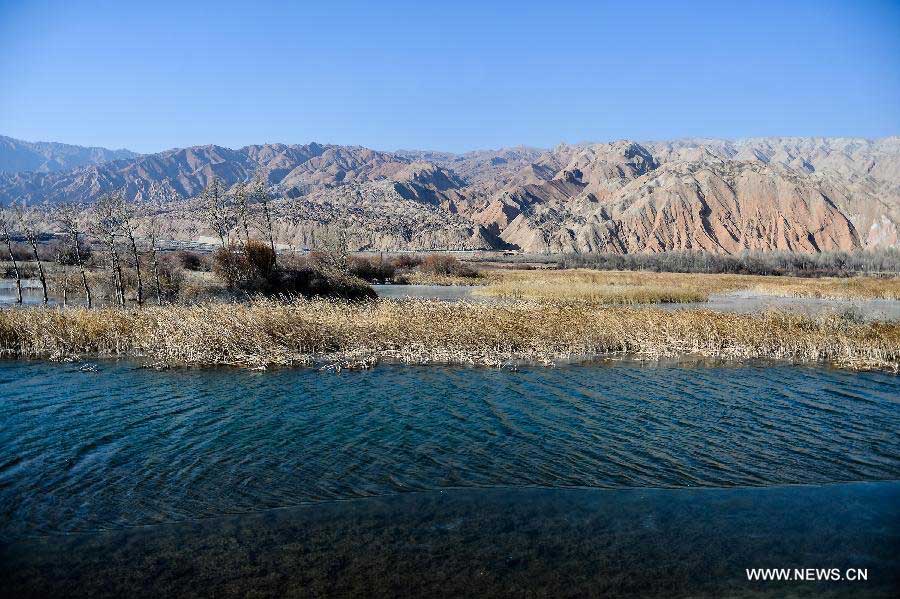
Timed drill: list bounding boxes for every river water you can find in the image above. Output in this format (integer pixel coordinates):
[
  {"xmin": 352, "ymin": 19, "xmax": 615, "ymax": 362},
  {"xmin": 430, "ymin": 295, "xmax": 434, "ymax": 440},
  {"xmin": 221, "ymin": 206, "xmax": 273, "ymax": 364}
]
[{"xmin": 0, "ymin": 360, "xmax": 898, "ymax": 596}]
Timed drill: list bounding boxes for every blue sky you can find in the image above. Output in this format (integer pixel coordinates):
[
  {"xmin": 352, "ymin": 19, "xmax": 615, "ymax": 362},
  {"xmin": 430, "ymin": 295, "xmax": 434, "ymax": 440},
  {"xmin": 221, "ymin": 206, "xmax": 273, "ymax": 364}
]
[{"xmin": 1, "ymin": 0, "xmax": 898, "ymax": 153}]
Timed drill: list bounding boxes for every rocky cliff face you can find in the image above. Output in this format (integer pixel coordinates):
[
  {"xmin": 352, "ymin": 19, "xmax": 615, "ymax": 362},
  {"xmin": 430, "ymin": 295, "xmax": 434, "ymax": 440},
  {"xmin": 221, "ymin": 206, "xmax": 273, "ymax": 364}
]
[
  {"xmin": 1, "ymin": 135, "xmax": 897, "ymax": 254},
  {"xmin": 496, "ymin": 160, "xmax": 860, "ymax": 254},
  {"xmin": 457, "ymin": 138, "xmax": 899, "ymax": 253}
]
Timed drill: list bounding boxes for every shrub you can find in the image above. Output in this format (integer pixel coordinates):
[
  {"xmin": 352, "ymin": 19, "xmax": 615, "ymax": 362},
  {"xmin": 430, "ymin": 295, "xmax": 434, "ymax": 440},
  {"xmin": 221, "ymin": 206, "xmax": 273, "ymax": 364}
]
[
  {"xmin": 5, "ymin": 242, "xmax": 34, "ymax": 262},
  {"xmin": 392, "ymin": 254, "xmax": 423, "ymax": 269},
  {"xmin": 52, "ymin": 240, "xmax": 93, "ymax": 265},
  {"xmin": 175, "ymin": 250, "xmax": 210, "ymax": 272},
  {"xmin": 154, "ymin": 256, "xmax": 187, "ymax": 301},
  {"xmin": 212, "ymin": 241, "xmax": 276, "ymax": 292},
  {"xmin": 558, "ymin": 249, "xmax": 900, "ymax": 277},
  {"xmin": 273, "ymin": 266, "xmax": 376, "ymax": 300},
  {"xmin": 349, "ymin": 256, "xmax": 396, "ymax": 283},
  {"xmin": 212, "ymin": 242, "xmax": 375, "ymax": 300},
  {"xmin": 245, "ymin": 240, "xmax": 277, "ymax": 279},
  {"xmin": 420, "ymin": 254, "xmax": 480, "ymax": 278}
]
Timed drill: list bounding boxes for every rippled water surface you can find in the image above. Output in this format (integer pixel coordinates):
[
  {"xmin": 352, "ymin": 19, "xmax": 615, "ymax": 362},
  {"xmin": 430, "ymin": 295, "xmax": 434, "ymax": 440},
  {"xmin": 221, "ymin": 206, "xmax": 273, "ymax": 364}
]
[{"xmin": 1, "ymin": 360, "xmax": 898, "ymax": 538}]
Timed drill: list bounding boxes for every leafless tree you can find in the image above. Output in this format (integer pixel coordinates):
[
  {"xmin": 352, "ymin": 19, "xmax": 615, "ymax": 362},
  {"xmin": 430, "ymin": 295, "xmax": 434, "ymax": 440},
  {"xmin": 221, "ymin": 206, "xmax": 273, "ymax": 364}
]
[
  {"xmin": 0, "ymin": 207, "xmax": 23, "ymax": 304},
  {"xmin": 93, "ymin": 191, "xmax": 127, "ymax": 307},
  {"xmin": 232, "ymin": 181, "xmax": 251, "ymax": 246},
  {"xmin": 113, "ymin": 191, "xmax": 145, "ymax": 306},
  {"xmin": 249, "ymin": 174, "xmax": 278, "ymax": 267},
  {"xmin": 13, "ymin": 200, "xmax": 48, "ymax": 304},
  {"xmin": 55, "ymin": 202, "xmax": 93, "ymax": 308},
  {"xmin": 145, "ymin": 182, "xmax": 180, "ymax": 304},
  {"xmin": 315, "ymin": 224, "xmax": 350, "ymax": 273},
  {"xmin": 201, "ymin": 176, "xmax": 235, "ymax": 247}
]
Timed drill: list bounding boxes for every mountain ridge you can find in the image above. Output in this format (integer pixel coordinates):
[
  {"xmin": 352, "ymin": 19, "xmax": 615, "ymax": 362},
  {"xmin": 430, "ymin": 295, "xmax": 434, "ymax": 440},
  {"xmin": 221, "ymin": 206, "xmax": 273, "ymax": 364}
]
[
  {"xmin": 0, "ymin": 135, "xmax": 138, "ymax": 174},
  {"xmin": 0, "ymin": 135, "xmax": 898, "ymax": 254}
]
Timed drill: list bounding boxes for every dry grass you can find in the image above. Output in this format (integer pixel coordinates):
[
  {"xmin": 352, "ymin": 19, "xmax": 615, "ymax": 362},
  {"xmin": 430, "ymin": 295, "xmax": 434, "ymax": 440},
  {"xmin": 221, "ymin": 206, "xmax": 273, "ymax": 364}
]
[
  {"xmin": 402, "ymin": 271, "xmax": 489, "ymax": 286},
  {"xmin": 1, "ymin": 298, "xmax": 897, "ymax": 371},
  {"xmin": 749, "ymin": 276, "xmax": 900, "ymax": 300},
  {"xmin": 476, "ymin": 269, "xmax": 900, "ymax": 303},
  {"xmin": 476, "ymin": 270, "xmax": 725, "ymax": 304}
]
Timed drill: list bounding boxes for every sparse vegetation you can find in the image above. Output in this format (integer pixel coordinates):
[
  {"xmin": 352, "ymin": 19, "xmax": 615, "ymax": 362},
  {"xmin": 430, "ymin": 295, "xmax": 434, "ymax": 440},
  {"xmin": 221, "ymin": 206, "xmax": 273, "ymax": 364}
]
[
  {"xmin": 346, "ymin": 253, "xmax": 483, "ymax": 285},
  {"xmin": 557, "ymin": 248, "xmax": 900, "ymax": 277}
]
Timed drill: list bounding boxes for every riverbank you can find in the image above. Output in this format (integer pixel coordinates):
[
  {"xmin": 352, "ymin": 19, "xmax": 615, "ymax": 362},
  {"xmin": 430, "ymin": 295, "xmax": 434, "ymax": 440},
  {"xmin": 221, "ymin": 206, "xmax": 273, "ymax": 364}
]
[{"xmin": 0, "ymin": 298, "xmax": 897, "ymax": 371}]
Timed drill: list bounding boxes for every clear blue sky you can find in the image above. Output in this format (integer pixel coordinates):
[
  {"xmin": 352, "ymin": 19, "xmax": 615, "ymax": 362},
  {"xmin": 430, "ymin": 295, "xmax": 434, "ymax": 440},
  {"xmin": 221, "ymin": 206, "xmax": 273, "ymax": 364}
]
[{"xmin": 1, "ymin": 0, "xmax": 898, "ymax": 154}]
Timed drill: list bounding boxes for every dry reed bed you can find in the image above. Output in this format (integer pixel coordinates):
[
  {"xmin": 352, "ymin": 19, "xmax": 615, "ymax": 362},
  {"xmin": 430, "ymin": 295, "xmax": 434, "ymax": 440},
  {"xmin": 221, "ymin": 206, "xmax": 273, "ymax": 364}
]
[
  {"xmin": 1, "ymin": 299, "xmax": 897, "ymax": 371},
  {"xmin": 402, "ymin": 271, "xmax": 489, "ymax": 286},
  {"xmin": 477, "ymin": 269, "xmax": 900, "ymax": 303}
]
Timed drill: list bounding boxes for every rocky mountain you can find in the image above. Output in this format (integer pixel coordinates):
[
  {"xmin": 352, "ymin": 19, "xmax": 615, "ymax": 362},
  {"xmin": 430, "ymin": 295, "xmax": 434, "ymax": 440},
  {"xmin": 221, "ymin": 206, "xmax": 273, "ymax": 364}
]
[
  {"xmin": 0, "ymin": 135, "xmax": 138, "ymax": 174},
  {"xmin": 456, "ymin": 138, "xmax": 900, "ymax": 253},
  {"xmin": 0, "ymin": 142, "xmax": 453, "ymax": 205},
  {"xmin": 1, "ymin": 135, "xmax": 898, "ymax": 253}
]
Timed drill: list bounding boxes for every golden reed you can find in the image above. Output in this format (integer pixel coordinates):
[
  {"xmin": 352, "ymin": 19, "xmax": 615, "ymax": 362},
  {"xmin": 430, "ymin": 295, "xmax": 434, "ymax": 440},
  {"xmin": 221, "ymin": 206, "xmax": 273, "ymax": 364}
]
[{"xmin": 1, "ymin": 298, "xmax": 897, "ymax": 371}]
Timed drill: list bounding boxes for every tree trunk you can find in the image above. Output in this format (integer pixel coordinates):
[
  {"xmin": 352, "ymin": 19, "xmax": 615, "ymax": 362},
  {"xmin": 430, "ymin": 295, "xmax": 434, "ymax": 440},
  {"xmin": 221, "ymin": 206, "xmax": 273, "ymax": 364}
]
[
  {"xmin": 150, "ymin": 245, "xmax": 162, "ymax": 305},
  {"xmin": 127, "ymin": 233, "xmax": 143, "ymax": 306},
  {"xmin": 28, "ymin": 239, "xmax": 48, "ymax": 304},
  {"xmin": 263, "ymin": 204, "xmax": 277, "ymax": 268},
  {"xmin": 72, "ymin": 232, "xmax": 92, "ymax": 308},
  {"xmin": 114, "ymin": 255, "xmax": 125, "ymax": 307},
  {"xmin": 107, "ymin": 243, "xmax": 125, "ymax": 307}
]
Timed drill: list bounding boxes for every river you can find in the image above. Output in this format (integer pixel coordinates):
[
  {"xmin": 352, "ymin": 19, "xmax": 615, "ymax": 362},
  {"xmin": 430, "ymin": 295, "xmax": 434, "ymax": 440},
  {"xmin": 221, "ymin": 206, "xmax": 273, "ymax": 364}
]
[{"xmin": 0, "ymin": 360, "xmax": 897, "ymax": 596}]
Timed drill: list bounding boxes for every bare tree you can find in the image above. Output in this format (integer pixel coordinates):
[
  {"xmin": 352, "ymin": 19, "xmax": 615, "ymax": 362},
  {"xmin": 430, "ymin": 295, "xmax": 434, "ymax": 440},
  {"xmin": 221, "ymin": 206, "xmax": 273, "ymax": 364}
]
[
  {"xmin": 145, "ymin": 182, "xmax": 180, "ymax": 304},
  {"xmin": 13, "ymin": 200, "xmax": 49, "ymax": 304},
  {"xmin": 232, "ymin": 181, "xmax": 251, "ymax": 246},
  {"xmin": 249, "ymin": 174, "xmax": 278, "ymax": 267},
  {"xmin": 55, "ymin": 202, "xmax": 93, "ymax": 308},
  {"xmin": 0, "ymin": 207, "xmax": 23, "ymax": 304},
  {"xmin": 114, "ymin": 192, "xmax": 145, "ymax": 307},
  {"xmin": 315, "ymin": 224, "xmax": 350, "ymax": 273},
  {"xmin": 93, "ymin": 191, "xmax": 127, "ymax": 307},
  {"xmin": 201, "ymin": 176, "xmax": 235, "ymax": 247}
]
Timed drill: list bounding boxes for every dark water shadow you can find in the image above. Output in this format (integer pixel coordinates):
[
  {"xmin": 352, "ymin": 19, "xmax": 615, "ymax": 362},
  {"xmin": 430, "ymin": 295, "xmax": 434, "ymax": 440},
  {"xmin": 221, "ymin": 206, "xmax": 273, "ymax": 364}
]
[{"xmin": 1, "ymin": 482, "xmax": 898, "ymax": 598}]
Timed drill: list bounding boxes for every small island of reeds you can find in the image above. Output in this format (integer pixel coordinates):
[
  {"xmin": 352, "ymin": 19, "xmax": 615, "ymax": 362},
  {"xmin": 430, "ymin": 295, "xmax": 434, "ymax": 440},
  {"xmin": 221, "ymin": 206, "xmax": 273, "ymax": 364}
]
[{"xmin": 1, "ymin": 298, "xmax": 897, "ymax": 372}]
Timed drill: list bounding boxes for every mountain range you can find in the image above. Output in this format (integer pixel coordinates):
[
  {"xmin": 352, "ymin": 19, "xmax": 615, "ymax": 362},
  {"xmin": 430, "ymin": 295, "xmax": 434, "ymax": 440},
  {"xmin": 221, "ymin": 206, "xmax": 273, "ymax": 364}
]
[
  {"xmin": 1, "ymin": 134, "xmax": 898, "ymax": 254},
  {"xmin": 0, "ymin": 135, "xmax": 138, "ymax": 174}
]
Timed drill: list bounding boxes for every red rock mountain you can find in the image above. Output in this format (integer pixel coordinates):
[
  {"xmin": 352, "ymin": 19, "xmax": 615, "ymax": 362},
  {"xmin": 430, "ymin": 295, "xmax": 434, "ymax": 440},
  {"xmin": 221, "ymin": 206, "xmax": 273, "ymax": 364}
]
[{"xmin": 1, "ymin": 136, "xmax": 897, "ymax": 253}]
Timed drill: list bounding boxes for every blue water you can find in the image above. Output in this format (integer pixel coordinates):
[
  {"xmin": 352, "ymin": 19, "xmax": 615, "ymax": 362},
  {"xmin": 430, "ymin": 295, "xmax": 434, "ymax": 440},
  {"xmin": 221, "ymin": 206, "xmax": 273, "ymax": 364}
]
[
  {"xmin": 1, "ymin": 360, "xmax": 898, "ymax": 537},
  {"xmin": 0, "ymin": 360, "xmax": 898, "ymax": 597}
]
